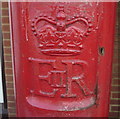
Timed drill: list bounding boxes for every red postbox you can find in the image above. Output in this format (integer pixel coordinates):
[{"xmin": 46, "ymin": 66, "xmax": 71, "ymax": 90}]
[{"xmin": 9, "ymin": 2, "xmax": 116, "ymax": 117}]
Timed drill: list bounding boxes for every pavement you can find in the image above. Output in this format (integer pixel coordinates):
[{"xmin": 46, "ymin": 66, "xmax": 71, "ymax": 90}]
[
  {"xmin": 0, "ymin": 103, "xmax": 8, "ymax": 119},
  {"xmin": 0, "ymin": 104, "xmax": 2, "ymax": 119}
]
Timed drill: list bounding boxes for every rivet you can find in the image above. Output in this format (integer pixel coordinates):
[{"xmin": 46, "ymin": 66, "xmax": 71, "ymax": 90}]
[
  {"xmin": 39, "ymin": 44, "xmax": 43, "ymax": 48},
  {"xmin": 44, "ymin": 14, "xmax": 47, "ymax": 17},
  {"xmin": 88, "ymin": 20, "xmax": 91, "ymax": 23},
  {"xmin": 32, "ymin": 28, "xmax": 35, "ymax": 31},
  {"xmin": 35, "ymin": 16, "xmax": 38, "ymax": 19},
  {"xmin": 79, "ymin": 44, "xmax": 83, "ymax": 48},
  {"xmin": 80, "ymin": 14, "xmax": 84, "ymax": 17},
  {"xmin": 88, "ymin": 28, "xmax": 92, "ymax": 32},
  {"xmin": 96, "ymin": 27, "xmax": 99, "ymax": 30},
  {"xmin": 32, "ymin": 20, "xmax": 34, "ymax": 23},
  {"xmin": 89, "ymin": 24, "xmax": 93, "ymax": 27},
  {"xmin": 39, "ymin": 14, "xmax": 42, "ymax": 17},
  {"xmin": 67, "ymin": 18, "xmax": 71, "ymax": 21},
  {"xmin": 34, "ymin": 32, "xmax": 37, "ymax": 36},
  {"xmin": 85, "ymin": 17, "xmax": 88, "ymax": 20},
  {"xmin": 52, "ymin": 18, "xmax": 55, "ymax": 21},
  {"xmin": 85, "ymin": 33, "xmax": 89, "ymax": 36},
  {"xmin": 48, "ymin": 16, "xmax": 52, "ymax": 19},
  {"xmin": 31, "ymin": 23, "xmax": 34, "ymax": 27},
  {"xmin": 72, "ymin": 17, "xmax": 75, "ymax": 19},
  {"xmin": 74, "ymin": 15, "xmax": 76, "ymax": 17},
  {"xmin": 76, "ymin": 15, "xmax": 79, "ymax": 18}
]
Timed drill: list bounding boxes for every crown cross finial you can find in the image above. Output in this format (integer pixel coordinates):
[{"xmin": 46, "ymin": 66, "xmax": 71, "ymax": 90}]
[
  {"xmin": 56, "ymin": 5, "xmax": 66, "ymax": 21},
  {"xmin": 58, "ymin": 5, "xmax": 64, "ymax": 11}
]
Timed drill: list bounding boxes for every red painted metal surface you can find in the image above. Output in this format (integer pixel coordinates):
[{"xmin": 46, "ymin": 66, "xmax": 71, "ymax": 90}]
[{"xmin": 10, "ymin": 2, "xmax": 116, "ymax": 117}]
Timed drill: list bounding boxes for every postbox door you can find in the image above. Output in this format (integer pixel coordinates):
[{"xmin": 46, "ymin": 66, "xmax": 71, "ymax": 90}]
[{"xmin": 10, "ymin": 2, "xmax": 116, "ymax": 117}]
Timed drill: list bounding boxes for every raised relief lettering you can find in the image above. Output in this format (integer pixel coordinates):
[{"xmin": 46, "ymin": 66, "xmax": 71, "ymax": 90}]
[
  {"xmin": 28, "ymin": 58, "xmax": 93, "ymax": 98},
  {"xmin": 61, "ymin": 60, "xmax": 93, "ymax": 98}
]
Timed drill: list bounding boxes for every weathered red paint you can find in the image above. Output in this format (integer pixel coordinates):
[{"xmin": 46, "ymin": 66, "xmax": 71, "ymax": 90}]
[{"xmin": 9, "ymin": 2, "xmax": 116, "ymax": 117}]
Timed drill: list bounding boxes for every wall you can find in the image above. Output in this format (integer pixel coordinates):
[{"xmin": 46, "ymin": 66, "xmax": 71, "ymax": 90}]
[
  {"xmin": 109, "ymin": 3, "xmax": 120, "ymax": 117},
  {"xmin": 1, "ymin": 2, "xmax": 120, "ymax": 117},
  {"xmin": 0, "ymin": 2, "xmax": 4, "ymax": 104},
  {"xmin": 2, "ymin": 2, "xmax": 16, "ymax": 117}
]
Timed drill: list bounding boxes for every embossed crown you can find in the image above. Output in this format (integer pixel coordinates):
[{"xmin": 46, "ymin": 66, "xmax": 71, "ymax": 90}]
[{"xmin": 31, "ymin": 5, "xmax": 93, "ymax": 56}]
